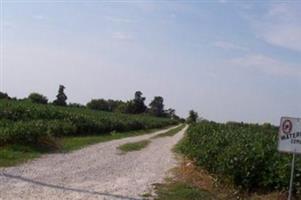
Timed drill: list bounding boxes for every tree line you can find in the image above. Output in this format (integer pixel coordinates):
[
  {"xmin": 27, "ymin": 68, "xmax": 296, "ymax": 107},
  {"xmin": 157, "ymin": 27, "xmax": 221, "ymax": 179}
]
[{"xmin": 0, "ymin": 85, "xmax": 182, "ymax": 120}]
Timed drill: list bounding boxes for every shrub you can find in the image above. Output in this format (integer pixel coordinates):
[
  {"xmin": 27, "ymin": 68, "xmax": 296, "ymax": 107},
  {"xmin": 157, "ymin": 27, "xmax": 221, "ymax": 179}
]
[
  {"xmin": 87, "ymin": 99, "xmax": 109, "ymax": 111},
  {"xmin": 179, "ymin": 122, "xmax": 301, "ymax": 193},
  {"xmin": 0, "ymin": 92, "xmax": 10, "ymax": 99},
  {"xmin": 28, "ymin": 93, "xmax": 48, "ymax": 104},
  {"xmin": 0, "ymin": 99, "xmax": 178, "ymax": 147},
  {"xmin": 68, "ymin": 103, "xmax": 85, "ymax": 108}
]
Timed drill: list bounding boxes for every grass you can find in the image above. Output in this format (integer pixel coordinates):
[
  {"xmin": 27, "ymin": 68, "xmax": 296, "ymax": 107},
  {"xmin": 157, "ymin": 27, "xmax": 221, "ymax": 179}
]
[
  {"xmin": 0, "ymin": 145, "xmax": 43, "ymax": 167},
  {"xmin": 61, "ymin": 128, "xmax": 165, "ymax": 152},
  {"xmin": 115, "ymin": 125, "xmax": 185, "ymax": 153},
  {"xmin": 151, "ymin": 124, "xmax": 185, "ymax": 139},
  {"xmin": 154, "ymin": 125, "xmax": 286, "ymax": 200},
  {"xmin": 153, "ymin": 164, "xmax": 286, "ymax": 200},
  {"xmin": 154, "ymin": 182, "xmax": 214, "ymax": 200},
  {"xmin": 117, "ymin": 140, "xmax": 151, "ymax": 153},
  {"xmin": 0, "ymin": 127, "xmax": 172, "ymax": 168},
  {"xmin": 153, "ymin": 157, "xmax": 287, "ymax": 200},
  {"xmin": 153, "ymin": 157, "xmax": 217, "ymax": 200}
]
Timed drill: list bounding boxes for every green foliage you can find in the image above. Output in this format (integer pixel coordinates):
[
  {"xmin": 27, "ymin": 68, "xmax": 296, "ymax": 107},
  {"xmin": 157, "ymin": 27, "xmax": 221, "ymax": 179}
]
[
  {"xmin": 131, "ymin": 91, "xmax": 147, "ymax": 114},
  {"xmin": 187, "ymin": 110, "xmax": 198, "ymax": 124},
  {"xmin": 87, "ymin": 99, "xmax": 110, "ymax": 111},
  {"xmin": 154, "ymin": 182, "xmax": 213, "ymax": 200},
  {"xmin": 0, "ymin": 92, "xmax": 10, "ymax": 99},
  {"xmin": 152, "ymin": 124, "xmax": 185, "ymax": 139},
  {"xmin": 53, "ymin": 85, "xmax": 67, "ymax": 106},
  {"xmin": 68, "ymin": 102, "xmax": 85, "ymax": 108},
  {"xmin": 149, "ymin": 96, "xmax": 165, "ymax": 117},
  {"xmin": 119, "ymin": 91, "xmax": 147, "ymax": 114},
  {"xmin": 115, "ymin": 102, "xmax": 128, "ymax": 113},
  {"xmin": 28, "ymin": 93, "xmax": 48, "ymax": 104},
  {"xmin": 0, "ymin": 145, "xmax": 42, "ymax": 167},
  {"xmin": 0, "ymin": 99, "xmax": 177, "ymax": 148},
  {"xmin": 164, "ymin": 108, "xmax": 176, "ymax": 119},
  {"xmin": 85, "ymin": 92, "xmax": 179, "ymax": 120},
  {"xmin": 107, "ymin": 99, "xmax": 124, "ymax": 112},
  {"xmin": 87, "ymin": 99, "xmax": 128, "ymax": 112},
  {"xmin": 179, "ymin": 122, "xmax": 300, "ymax": 192}
]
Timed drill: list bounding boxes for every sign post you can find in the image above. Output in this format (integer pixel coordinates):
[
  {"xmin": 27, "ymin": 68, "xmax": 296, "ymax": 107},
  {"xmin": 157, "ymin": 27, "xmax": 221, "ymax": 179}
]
[
  {"xmin": 278, "ymin": 117, "xmax": 301, "ymax": 200},
  {"xmin": 288, "ymin": 151, "xmax": 296, "ymax": 200}
]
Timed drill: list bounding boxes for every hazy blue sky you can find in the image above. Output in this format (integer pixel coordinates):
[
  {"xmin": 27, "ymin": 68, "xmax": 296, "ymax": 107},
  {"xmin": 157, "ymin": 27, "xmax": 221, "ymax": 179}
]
[{"xmin": 1, "ymin": 0, "xmax": 301, "ymax": 124}]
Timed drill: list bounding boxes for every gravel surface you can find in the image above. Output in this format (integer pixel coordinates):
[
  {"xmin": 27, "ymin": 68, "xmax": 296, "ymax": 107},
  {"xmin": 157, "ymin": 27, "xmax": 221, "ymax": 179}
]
[{"xmin": 0, "ymin": 125, "xmax": 187, "ymax": 200}]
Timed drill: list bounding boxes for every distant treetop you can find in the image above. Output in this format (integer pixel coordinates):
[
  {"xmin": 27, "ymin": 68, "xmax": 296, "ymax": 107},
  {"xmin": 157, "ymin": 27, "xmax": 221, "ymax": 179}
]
[{"xmin": 53, "ymin": 85, "xmax": 67, "ymax": 106}]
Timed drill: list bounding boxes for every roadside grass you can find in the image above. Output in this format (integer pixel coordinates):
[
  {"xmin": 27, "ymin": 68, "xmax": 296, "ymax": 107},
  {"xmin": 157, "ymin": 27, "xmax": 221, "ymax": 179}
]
[
  {"xmin": 152, "ymin": 157, "xmax": 218, "ymax": 200},
  {"xmin": 153, "ymin": 158, "xmax": 287, "ymax": 200},
  {"xmin": 0, "ymin": 127, "xmax": 173, "ymax": 168},
  {"xmin": 154, "ymin": 127, "xmax": 286, "ymax": 200},
  {"xmin": 154, "ymin": 182, "xmax": 214, "ymax": 200},
  {"xmin": 116, "ymin": 124, "xmax": 185, "ymax": 154},
  {"xmin": 61, "ymin": 127, "xmax": 165, "ymax": 152},
  {"xmin": 151, "ymin": 124, "xmax": 185, "ymax": 139},
  {"xmin": 117, "ymin": 140, "xmax": 151, "ymax": 153},
  {"xmin": 0, "ymin": 145, "xmax": 43, "ymax": 167}
]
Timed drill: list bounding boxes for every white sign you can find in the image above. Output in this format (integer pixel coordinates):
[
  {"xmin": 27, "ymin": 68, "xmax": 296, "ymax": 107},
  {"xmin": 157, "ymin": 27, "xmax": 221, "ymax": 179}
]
[{"xmin": 278, "ymin": 117, "xmax": 301, "ymax": 153}]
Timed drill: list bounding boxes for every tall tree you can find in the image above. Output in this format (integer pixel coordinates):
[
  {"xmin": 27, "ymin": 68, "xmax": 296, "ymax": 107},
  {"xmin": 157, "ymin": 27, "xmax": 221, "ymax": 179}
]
[
  {"xmin": 53, "ymin": 85, "xmax": 67, "ymax": 106},
  {"xmin": 187, "ymin": 110, "xmax": 198, "ymax": 123},
  {"xmin": 149, "ymin": 96, "xmax": 164, "ymax": 117},
  {"xmin": 124, "ymin": 91, "xmax": 147, "ymax": 114},
  {"xmin": 133, "ymin": 91, "xmax": 147, "ymax": 114}
]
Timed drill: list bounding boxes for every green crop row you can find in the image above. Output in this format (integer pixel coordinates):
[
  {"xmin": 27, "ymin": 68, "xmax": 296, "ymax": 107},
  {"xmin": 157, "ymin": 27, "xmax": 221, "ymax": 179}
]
[
  {"xmin": 179, "ymin": 122, "xmax": 301, "ymax": 193},
  {"xmin": 0, "ymin": 100, "xmax": 177, "ymax": 147}
]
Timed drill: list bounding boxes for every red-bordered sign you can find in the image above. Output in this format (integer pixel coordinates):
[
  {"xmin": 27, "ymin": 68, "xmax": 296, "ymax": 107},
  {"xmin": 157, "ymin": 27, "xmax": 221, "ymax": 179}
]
[{"xmin": 282, "ymin": 119, "xmax": 293, "ymax": 134}]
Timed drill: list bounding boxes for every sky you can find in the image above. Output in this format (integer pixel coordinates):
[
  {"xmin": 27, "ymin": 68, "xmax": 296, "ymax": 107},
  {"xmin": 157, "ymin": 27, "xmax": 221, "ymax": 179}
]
[{"xmin": 1, "ymin": 0, "xmax": 301, "ymax": 124}]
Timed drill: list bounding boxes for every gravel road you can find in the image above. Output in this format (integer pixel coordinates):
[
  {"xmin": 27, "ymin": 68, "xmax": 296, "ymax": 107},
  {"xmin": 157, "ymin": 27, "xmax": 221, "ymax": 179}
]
[{"xmin": 0, "ymin": 125, "xmax": 187, "ymax": 200}]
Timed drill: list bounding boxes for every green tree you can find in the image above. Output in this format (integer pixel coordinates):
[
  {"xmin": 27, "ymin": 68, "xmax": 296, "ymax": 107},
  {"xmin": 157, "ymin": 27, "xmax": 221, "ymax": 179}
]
[
  {"xmin": 187, "ymin": 110, "xmax": 198, "ymax": 124},
  {"xmin": 87, "ymin": 99, "xmax": 109, "ymax": 111},
  {"xmin": 0, "ymin": 92, "xmax": 10, "ymax": 99},
  {"xmin": 165, "ymin": 108, "xmax": 176, "ymax": 119},
  {"xmin": 133, "ymin": 91, "xmax": 147, "ymax": 114},
  {"xmin": 68, "ymin": 103, "xmax": 85, "ymax": 108},
  {"xmin": 28, "ymin": 93, "xmax": 48, "ymax": 104},
  {"xmin": 53, "ymin": 85, "xmax": 67, "ymax": 106},
  {"xmin": 149, "ymin": 96, "xmax": 164, "ymax": 117},
  {"xmin": 123, "ymin": 91, "xmax": 147, "ymax": 114},
  {"xmin": 124, "ymin": 101, "xmax": 135, "ymax": 114},
  {"xmin": 107, "ymin": 99, "xmax": 124, "ymax": 112},
  {"xmin": 115, "ymin": 102, "xmax": 128, "ymax": 113}
]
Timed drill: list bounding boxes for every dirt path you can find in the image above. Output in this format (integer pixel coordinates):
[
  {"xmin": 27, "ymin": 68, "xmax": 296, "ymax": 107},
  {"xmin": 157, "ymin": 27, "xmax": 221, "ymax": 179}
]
[{"xmin": 0, "ymin": 125, "xmax": 187, "ymax": 200}]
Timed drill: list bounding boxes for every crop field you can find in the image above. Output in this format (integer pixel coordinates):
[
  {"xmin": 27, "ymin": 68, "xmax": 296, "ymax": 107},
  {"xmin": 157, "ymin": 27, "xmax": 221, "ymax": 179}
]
[
  {"xmin": 0, "ymin": 99, "xmax": 177, "ymax": 149},
  {"xmin": 178, "ymin": 121, "xmax": 301, "ymax": 194}
]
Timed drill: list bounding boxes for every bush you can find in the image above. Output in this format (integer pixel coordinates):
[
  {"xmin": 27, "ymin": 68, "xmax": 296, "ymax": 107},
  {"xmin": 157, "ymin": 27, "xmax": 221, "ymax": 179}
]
[
  {"xmin": 68, "ymin": 103, "xmax": 85, "ymax": 108},
  {"xmin": 179, "ymin": 122, "xmax": 301, "ymax": 193},
  {"xmin": 87, "ymin": 99, "xmax": 109, "ymax": 111},
  {"xmin": 0, "ymin": 120, "xmax": 51, "ymax": 145},
  {"xmin": 0, "ymin": 99, "xmax": 178, "ymax": 147},
  {"xmin": 28, "ymin": 93, "xmax": 48, "ymax": 104},
  {"xmin": 0, "ymin": 92, "xmax": 10, "ymax": 99}
]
